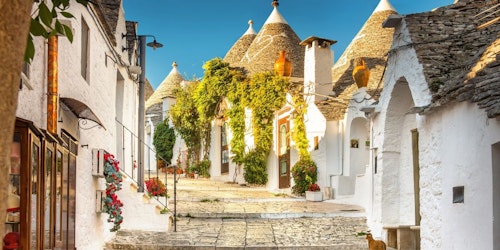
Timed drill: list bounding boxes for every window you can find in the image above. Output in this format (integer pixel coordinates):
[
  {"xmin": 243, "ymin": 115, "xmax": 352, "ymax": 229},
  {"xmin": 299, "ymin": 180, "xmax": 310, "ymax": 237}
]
[{"xmin": 81, "ymin": 18, "xmax": 90, "ymax": 80}]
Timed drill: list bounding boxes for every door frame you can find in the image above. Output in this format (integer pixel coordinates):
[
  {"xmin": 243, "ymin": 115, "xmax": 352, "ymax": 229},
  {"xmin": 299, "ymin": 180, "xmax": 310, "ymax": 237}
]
[{"xmin": 278, "ymin": 117, "xmax": 290, "ymax": 188}]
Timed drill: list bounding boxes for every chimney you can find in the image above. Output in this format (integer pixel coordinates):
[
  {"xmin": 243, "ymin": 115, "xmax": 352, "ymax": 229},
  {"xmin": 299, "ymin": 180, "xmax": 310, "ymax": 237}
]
[{"xmin": 300, "ymin": 37, "xmax": 336, "ymax": 103}]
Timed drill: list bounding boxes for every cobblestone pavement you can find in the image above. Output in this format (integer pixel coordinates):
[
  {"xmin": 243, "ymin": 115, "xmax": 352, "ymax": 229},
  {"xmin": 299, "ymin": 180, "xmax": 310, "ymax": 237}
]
[{"xmin": 106, "ymin": 176, "xmax": 369, "ymax": 249}]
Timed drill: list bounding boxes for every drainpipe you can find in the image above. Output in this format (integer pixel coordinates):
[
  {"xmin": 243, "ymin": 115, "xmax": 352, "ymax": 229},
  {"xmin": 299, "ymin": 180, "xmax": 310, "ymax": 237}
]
[{"xmin": 47, "ymin": 36, "xmax": 58, "ymax": 134}]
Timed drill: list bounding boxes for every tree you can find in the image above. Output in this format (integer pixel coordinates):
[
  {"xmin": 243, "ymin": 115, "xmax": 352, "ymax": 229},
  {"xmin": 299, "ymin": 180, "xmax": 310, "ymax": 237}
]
[
  {"xmin": 0, "ymin": 0, "xmax": 87, "ymax": 238},
  {"xmin": 153, "ymin": 120, "xmax": 176, "ymax": 166}
]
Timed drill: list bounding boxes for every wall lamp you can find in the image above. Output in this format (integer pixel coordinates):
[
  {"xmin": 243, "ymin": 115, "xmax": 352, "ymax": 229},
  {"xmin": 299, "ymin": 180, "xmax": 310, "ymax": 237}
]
[{"xmin": 122, "ymin": 34, "xmax": 163, "ymax": 51}]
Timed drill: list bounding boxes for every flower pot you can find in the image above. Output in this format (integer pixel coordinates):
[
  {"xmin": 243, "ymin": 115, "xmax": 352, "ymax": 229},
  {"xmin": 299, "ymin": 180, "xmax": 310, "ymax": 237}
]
[{"xmin": 305, "ymin": 191, "xmax": 323, "ymax": 202}]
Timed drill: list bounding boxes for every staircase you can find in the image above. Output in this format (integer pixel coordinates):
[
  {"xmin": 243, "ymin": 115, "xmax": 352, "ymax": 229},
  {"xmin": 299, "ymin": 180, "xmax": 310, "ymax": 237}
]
[{"xmin": 117, "ymin": 174, "xmax": 173, "ymax": 232}]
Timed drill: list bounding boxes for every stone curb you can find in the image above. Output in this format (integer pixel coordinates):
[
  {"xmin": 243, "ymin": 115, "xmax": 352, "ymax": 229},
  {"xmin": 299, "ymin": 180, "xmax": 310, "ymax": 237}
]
[{"xmin": 177, "ymin": 212, "xmax": 365, "ymax": 219}]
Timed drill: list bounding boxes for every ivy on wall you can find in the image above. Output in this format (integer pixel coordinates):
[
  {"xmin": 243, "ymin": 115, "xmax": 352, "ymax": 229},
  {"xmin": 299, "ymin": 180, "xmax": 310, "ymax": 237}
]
[
  {"xmin": 291, "ymin": 87, "xmax": 310, "ymax": 160},
  {"xmin": 170, "ymin": 57, "xmax": 293, "ymax": 185},
  {"xmin": 170, "ymin": 81, "xmax": 201, "ymax": 165}
]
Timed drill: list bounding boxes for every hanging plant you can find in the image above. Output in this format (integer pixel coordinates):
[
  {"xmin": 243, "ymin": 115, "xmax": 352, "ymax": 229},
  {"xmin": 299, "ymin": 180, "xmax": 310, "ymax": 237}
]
[{"xmin": 102, "ymin": 153, "xmax": 123, "ymax": 232}]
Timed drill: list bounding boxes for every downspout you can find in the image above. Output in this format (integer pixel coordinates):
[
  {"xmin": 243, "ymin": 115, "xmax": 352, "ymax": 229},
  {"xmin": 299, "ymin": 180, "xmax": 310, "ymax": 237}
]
[{"xmin": 47, "ymin": 36, "xmax": 58, "ymax": 134}]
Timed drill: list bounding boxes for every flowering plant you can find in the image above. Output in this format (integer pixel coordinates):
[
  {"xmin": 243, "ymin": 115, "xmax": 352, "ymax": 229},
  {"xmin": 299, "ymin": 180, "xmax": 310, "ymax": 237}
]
[
  {"xmin": 102, "ymin": 153, "xmax": 123, "ymax": 232},
  {"xmin": 308, "ymin": 183, "xmax": 321, "ymax": 192},
  {"xmin": 291, "ymin": 158, "xmax": 318, "ymax": 195},
  {"xmin": 145, "ymin": 177, "xmax": 168, "ymax": 197}
]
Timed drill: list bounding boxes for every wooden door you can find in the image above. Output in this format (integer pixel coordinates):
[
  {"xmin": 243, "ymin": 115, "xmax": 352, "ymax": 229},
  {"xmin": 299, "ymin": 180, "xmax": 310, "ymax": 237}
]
[
  {"xmin": 278, "ymin": 118, "xmax": 290, "ymax": 188},
  {"xmin": 221, "ymin": 121, "xmax": 229, "ymax": 174}
]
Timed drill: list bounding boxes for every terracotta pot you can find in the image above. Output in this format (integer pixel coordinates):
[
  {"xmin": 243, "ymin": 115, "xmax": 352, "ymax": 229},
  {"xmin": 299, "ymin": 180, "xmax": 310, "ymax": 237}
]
[{"xmin": 274, "ymin": 50, "xmax": 292, "ymax": 77}]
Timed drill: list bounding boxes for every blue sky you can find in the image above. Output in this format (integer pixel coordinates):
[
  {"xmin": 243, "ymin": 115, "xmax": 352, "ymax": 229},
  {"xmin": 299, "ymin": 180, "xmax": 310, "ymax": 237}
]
[{"xmin": 123, "ymin": 0, "xmax": 452, "ymax": 89}]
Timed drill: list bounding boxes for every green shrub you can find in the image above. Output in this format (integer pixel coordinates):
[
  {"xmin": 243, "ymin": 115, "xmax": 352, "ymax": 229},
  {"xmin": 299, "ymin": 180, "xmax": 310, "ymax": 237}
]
[
  {"xmin": 153, "ymin": 120, "xmax": 176, "ymax": 164},
  {"xmin": 188, "ymin": 159, "xmax": 211, "ymax": 178},
  {"xmin": 291, "ymin": 158, "xmax": 317, "ymax": 195},
  {"xmin": 243, "ymin": 149, "xmax": 268, "ymax": 185}
]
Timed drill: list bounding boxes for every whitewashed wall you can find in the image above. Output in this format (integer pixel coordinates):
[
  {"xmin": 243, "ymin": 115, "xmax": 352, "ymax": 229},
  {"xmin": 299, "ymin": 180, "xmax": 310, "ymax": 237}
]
[
  {"xmin": 370, "ymin": 17, "xmax": 500, "ymax": 249},
  {"xmin": 17, "ymin": 2, "xmax": 140, "ymax": 249},
  {"xmin": 418, "ymin": 102, "xmax": 500, "ymax": 250},
  {"xmin": 368, "ymin": 18, "xmax": 431, "ymax": 238}
]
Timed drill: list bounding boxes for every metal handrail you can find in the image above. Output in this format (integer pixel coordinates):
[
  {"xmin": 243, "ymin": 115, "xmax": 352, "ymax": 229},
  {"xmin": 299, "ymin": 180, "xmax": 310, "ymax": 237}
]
[{"xmin": 114, "ymin": 118, "xmax": 176, "ymax": 228}]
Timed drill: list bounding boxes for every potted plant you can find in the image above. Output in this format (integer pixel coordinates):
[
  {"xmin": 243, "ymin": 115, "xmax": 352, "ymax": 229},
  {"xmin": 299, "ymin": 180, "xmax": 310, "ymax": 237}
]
[
  {"xmin": 145, "ymin": 177, "xmax": 168, "ymax": 197},
  {"xmin": 305, "ymin": 183, "xmax": 323, "ymax": 202}
]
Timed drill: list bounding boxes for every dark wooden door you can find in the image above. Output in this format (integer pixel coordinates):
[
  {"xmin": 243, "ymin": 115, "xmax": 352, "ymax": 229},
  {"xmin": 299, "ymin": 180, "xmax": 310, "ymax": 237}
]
[
  {"xmin": 221, "ymin": 121, "xmax": 229, "ymax": 174},
  {"xmin": 278, "ymin": 118, "xmax": 290, "ymax": 188}
]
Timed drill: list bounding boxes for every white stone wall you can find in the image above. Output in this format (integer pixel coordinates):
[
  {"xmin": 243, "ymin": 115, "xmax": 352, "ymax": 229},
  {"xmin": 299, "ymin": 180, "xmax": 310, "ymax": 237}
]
[
  {"xmin": 16, "ymin": 2, "xmax": 140, "ymax": 249},
  {"xmin": 419, "ymin": 102, "xmax": 500, "ymax": 250},
  {"xmin": 369, "ymin": 18, "xmax": 500, "ymax": 249}
]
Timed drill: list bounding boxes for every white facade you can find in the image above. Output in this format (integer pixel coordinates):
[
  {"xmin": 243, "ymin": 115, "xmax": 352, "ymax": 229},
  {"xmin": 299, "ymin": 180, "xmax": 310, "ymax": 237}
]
[
  {"xmin": 13, "ymin": 2, "xmax": 169, "ymax": 248},
  {"xmin": 363, "ymin": 17, "xmax": 500, "ymax": 250}
]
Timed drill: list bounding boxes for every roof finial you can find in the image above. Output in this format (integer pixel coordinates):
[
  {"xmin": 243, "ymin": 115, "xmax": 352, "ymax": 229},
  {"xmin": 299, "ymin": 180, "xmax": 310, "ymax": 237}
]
[
  {"xmin": 172, "ymin": 61, "xmax": 177, "ymax": 68},
  {"xmin": 272, "ymin": 0, "xmax": 279, "ymax": 8},
  {"xmin": 248, "ymin": 20, "xmax": 253, "ymax": 26}
]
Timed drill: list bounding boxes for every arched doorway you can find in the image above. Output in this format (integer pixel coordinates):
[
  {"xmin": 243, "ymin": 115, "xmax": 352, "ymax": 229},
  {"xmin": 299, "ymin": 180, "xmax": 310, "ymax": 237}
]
[{"xmin": 380, "ymin": 78, "xmax": 419, "ymax": 226}]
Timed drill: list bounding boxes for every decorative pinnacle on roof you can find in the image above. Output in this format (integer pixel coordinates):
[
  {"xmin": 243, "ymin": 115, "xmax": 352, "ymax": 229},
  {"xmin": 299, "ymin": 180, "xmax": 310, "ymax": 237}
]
[
  {"xmin": 373, "ymin": 0, "xmax": 395, "ymax": 13},
  {"xmin": 244, "ymin": 20, "xmax": 257, "ymax": 35},
  {"xmin": 172, "ymin": 61, "xmax": 177, "ymax": 68},
  {"xmin": 265, "ymin": 0, "xmax": 288, "ymax": 24}
]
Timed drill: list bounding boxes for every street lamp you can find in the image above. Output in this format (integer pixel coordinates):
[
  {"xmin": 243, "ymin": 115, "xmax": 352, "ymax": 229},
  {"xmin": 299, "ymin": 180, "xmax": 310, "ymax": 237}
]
[{"xmin": 135, "ymin": 35, "xmax": 163, "ymax": 192}]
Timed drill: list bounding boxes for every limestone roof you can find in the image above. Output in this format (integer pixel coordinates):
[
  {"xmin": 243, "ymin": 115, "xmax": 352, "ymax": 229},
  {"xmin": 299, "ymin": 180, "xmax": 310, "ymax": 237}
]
[
  {"xmin": 92, "ymin": 0, "xmax": 121, "ymax": 46},
  {"xmin": 125, "ymin": 21, "xmax": 137, "ymax": 65},
  {"xmin": 239, "ymin": 1, "xmax": 304, "ymax": 77},
  {"xmin": 224, "ymin": 20, "xmax": 257, "ymax": 67},
  {"xmin": 319, "ymin": 0, "xmax": 397, "ymax": 120},
  {"xmin": 146, "ymin": 62, "xmax": 184, "ymax": 109},
  {"xmin": 403, "ymin": 0, "xmax": 500, "ymax": 118},
  {"xmin": 145, "ymin": 78, "xmax": 154, "ymax": 101}
]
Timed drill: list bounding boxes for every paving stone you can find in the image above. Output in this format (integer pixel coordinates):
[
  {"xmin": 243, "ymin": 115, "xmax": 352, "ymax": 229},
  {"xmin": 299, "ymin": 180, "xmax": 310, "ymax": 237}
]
[{"xmin": 106, "ymin": 177, "xmax": 369, "ymax": 249}]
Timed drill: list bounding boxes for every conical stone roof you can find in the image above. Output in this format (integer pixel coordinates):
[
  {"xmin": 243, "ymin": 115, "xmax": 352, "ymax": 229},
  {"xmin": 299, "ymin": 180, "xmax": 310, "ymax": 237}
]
[
  {"xmin": 146, "ymin": 62, "xmax": 184, "ymax": 109},
  {"xmin": 319, "ymin": 0, "xmax": 397, "ymax": 120},
  {"xmin": 224, "ymin": 20, "xmax": 257, "ymax": 67},
  {"xmin": 239, "ymin": 1, "xmax": 304, "ymax": 77}
]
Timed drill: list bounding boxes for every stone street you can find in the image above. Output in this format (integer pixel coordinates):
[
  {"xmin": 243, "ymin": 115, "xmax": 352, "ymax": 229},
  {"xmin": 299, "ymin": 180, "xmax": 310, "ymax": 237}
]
[{"xmin": 105, "ymin": 177, "xmax": 369, "ymax": 249}]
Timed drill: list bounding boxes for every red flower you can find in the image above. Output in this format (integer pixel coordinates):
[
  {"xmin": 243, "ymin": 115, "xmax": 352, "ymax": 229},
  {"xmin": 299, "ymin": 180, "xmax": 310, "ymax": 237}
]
[{"xmin": 308, "ymin": 183, "xmax": 321, "ymax": 192}]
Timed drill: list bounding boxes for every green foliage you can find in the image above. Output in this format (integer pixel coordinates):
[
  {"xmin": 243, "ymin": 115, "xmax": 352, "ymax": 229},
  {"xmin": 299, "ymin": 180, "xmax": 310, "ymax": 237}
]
[
  {"xmin": 227, "ymin": 105, "xmax": 246, "ymax": 166},
  {"xmin": 194, "ymin": 58, "xmax": 234, "ymax": 158},
  {"xmin": 243, "ymin": 149, "xmax": 268, "ymax": 185},
  {"xmin": 225, "ymin": 67, "xmax": 247, "ymax": 167},
  {"xmin": 187, "ymin": 159, "xmax": 210, "ymax": 178},
  {"xmin": 291, "ymin": 88, "xmax": 310, "ymax": 160},
  {"xmin": 153, "ymin": 119, "xmax": 176, "ymax": 165},
  {"xmin": 170, "ymin": 81, "xmax": 202, "ymax": 165},
  {"xmin": 170, "ymin": 58, "xmax": 291, "ymax": 186},
  {"xmin": 245, "ymin": 72, "xmax": 290, "ymax": 153},
  {"xmin": 27, "ymin": 0, "xmax": 89, "ymax": 62},
  {"xmin": 291, "ymin": 158, "xmax": 317, "ymax": 195}
]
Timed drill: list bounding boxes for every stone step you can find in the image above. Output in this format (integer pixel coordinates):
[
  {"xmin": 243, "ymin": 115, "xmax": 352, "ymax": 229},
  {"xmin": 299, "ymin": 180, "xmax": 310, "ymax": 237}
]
[{"xmin": 177, "ymin": 211, "xmax": 365, "ymax": 219}]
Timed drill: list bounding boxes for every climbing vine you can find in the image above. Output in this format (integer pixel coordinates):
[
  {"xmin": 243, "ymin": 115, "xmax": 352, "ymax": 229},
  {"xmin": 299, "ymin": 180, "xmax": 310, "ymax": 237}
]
[
  {"xmin": 291, "ymin": 87, "xmax": 310, "ymax": 160},
  {"xmin": 170, "ymin": 81, "xmax": 201, "ymax": 165},
  {"xmin": 242, "ymin": 72, "xmax": 290, "ymax": 184},
  {"xmin": 225, "ymin": 69, "xmax": 247, "ymax": 170},
  {"xmin": 194, "ymin": 58, "xmax": 232, "ymax": 159},
  {"xmin": 169, "ymin": 57, "xmax": 292, "ymax": 185}
]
